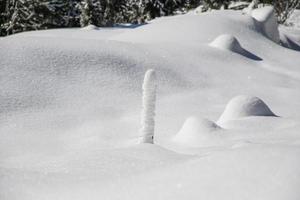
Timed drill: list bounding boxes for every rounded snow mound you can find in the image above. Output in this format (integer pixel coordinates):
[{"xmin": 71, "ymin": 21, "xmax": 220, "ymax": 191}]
[
  {"xmin": 173, "ymin": 117, "xmax": 222, "ymax": 147},
  {"xmin": 251, "ymin": 6, "xmax": 280, "ymax": 43},
  {"xmin": 209, "ymin": 34, "xmax": 262, "ymax": 60},
  {"xmin": 218, "ymin": 95, "xmax": 277, "ymax": 123},
  {"xmin": 251, "ymin": 6, "xmax": 275, "ymax": 22},
  {"xmin": 209, "ymin": 34, "xmax": 244, "ymax": 53},
  {"xmin": 81, "ymin": 24, "xmax": 99, "ymax": 30}
]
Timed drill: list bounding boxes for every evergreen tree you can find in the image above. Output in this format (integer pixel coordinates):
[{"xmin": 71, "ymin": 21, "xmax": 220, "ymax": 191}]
[
  {"xmin": 121, "ymin": 0, "xmax": 141, "ymax": 24},
  {"xmin": 102, "ymin": 0, "xmax": 127, "ymax": 26},
  {"xmin": 79, "ymin": 0, "xmax": 93, "ymax": 26},
  {"xmin": 0, "ymin": 0, "xmax": 9, "ymax": 36},
  {"xmin": 202, "ymin": 0, "xmax": 230, "ymax": 11},
  {"xmin": 3, "ymin": 0, "xmax": 65, "ymax": 34},
  {"xmin": 79, "ymin": 0, "xmax": 128, "ymax": 27},
  {"xmin": 48, "ymin": 0, "xmax": 81, "ymax": 27},
  {"xmin": 184, "ymin": 0, "xmax": 202, "ymax": 11},
  {"xmin": 139, "ymin": 0, "xmax": 184, "ymax": 22}
]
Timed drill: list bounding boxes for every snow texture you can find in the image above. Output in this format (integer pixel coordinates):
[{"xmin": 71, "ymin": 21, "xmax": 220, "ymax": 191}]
[
  {"xmin": 140, "ymin": 69, "xmax": 157, "ymax": 144},
  {"xmin": 251, "ymin": 6, "xmax": 280, "ymax": 43},
  {"xmin": 218, "ymin": 95, "xmax": 277, "ymax": 124}
]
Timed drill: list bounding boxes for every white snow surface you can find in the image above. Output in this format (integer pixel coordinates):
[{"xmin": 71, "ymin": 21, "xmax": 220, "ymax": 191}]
[{"xmin": 0, "ymin": 9, "xmax": 300, "ymax": 200}]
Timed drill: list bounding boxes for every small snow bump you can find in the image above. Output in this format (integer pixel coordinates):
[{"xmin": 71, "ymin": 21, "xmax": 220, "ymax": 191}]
[
  {"xmin": 173, "ymin": 117, "xmax": 223, "ymax": 147},
  {"xmin": 81, "ymin": 24, "xmax": 99, "ymax": 31},
  {"xmin": 209, "ymin": 34, "xmax": 244, "ymax": 54},
  {"xmin": 218, "ymin": 95, "xmax": 277, "ymax": 124}
]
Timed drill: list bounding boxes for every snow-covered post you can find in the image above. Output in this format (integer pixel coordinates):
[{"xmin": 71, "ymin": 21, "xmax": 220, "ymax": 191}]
[{"xmin": 139, "ymin": 69, "xmax": 157, "ymax": 144}]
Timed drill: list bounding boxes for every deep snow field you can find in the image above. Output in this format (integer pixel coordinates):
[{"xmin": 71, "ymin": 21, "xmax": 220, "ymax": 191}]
[{"xmin": 1, "ymin": 7, "xmax": 300, "ymax": 200}]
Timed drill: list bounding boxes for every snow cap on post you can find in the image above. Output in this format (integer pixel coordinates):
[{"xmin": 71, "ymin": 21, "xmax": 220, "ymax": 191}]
[{"xmin": 140, "ymin": 69, "xmax": 157, "ymax": 144}]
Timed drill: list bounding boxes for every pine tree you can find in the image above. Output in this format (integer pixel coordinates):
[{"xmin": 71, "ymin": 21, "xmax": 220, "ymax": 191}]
[
  {"xmin": 138, "ymin": 0, "xmax": 184, "ymax": 22},
  {"xmin": 79, "ymin": 0, "xmax": 129, "ymax": 27},
  {"xmin": 183, "ymin": 0, "xmax": 202, "ymax": 11},
  {"xmin": 103, "ymin": 0, "xmax": 115, "ymax": 26},
  {"xmin": 202, "ymin": 0, "xmax": 230, "ymax": 11},
  {"xmin": 66, "ymin": 0, "xmax": 81, "ymax": 27},
  {"xmin": 48, "ymin": 0, "xmax": 81, "ymax": 27},
  {"xmin": 79, "ymin": 0, "xmax": 92, "ymax": 26},
  {"xmin": 121, "ymin": 0, "xmax": 141, "ymax": 24},
  {"xmin": 3, "ymin": 0, "xmax": 65, "ymax": 34},
  {"xmin": 0, "ymin": 0, "xmax": 9, "ymax": 36},
  {"xmin": 102, "ymin": 0, "xmax": 128, "ymax": 26}
]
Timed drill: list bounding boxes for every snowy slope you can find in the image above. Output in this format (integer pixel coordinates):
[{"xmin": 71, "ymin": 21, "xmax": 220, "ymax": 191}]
[{"xmin": 0, "ymin": 9, "xmax": 300, "ymax": 200}]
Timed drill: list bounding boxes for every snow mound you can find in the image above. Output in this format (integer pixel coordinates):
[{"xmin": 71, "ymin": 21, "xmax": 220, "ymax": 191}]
[
  {"xmin": 218, "ymin": 95, "xmax": 277, "ymax": 123},
  {"xmin": 209, "ymin": 34, "xmax": 262, "ymax": 60},
  {"xmin": 81, "ymin": 24, "xmax": 99, "ymax": 30},
  {"xmin": 173, "ymin": 117, "xmax": 223, "ymax": 147},
  {"xmin": 210, "ymin": 34, "xmax": 244, "ymax": 53},
  {"xmin": 251, "ymin": 6, "xmax": 280, "ymax": 43}
]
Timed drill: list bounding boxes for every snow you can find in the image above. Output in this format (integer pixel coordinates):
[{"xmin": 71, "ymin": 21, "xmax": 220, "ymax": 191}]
[
  {"xmin": 251, "ymin": 6, "xmax": 280, "ymax": 43},
  {"xmin": 210, "ymin": 34, "xmax": 262, "ymax": 60},
  {"xmin": 1, "ymin": 7, "xmax": 300, "ymax": 200},
  {"xmin": 218, "ymin": 95, "xmax": 277, "ymax": 124},
  {"xmin": 140, "ymin": 69, "xmax": 157, "ymax": 144},
  {"xmin": 209, "ymin": 34, "xmax": 244, "ymax": 53},
  {"xmin": 173, "ymin": 117, "xmax": 223, "ymax": 147},
  {"xmin": 80, "ymin": 24, "xmax": 99, "ymax": 30}
]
